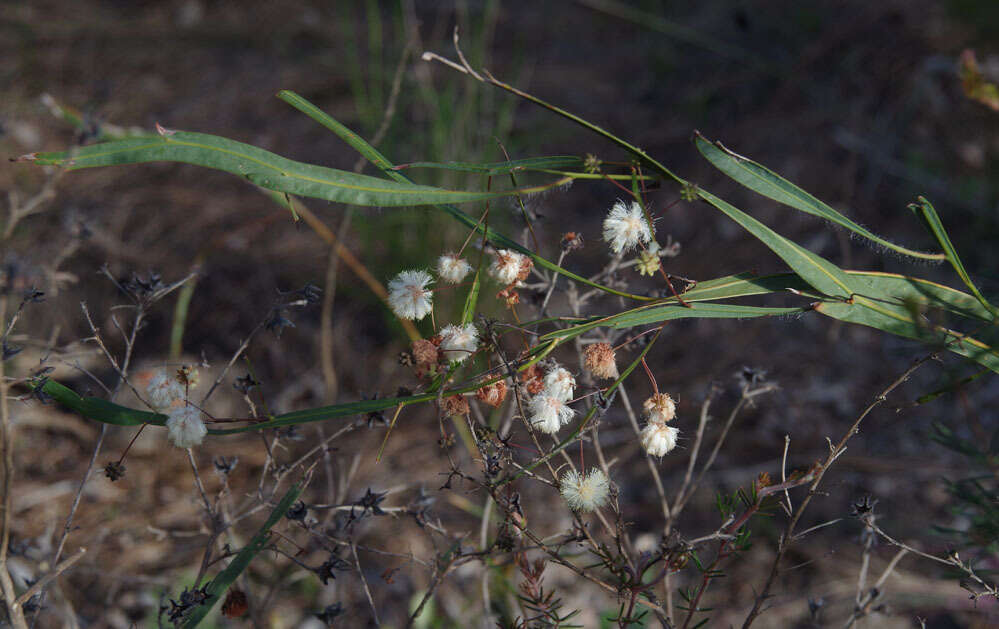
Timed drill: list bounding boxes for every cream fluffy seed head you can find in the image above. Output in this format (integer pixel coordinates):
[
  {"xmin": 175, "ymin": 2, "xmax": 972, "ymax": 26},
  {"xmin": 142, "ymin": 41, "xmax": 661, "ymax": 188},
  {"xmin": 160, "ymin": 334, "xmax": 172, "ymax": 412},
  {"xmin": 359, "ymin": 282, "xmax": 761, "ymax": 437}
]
[
  {"xmin": 560, "ymin": 468, "xmax": 610, "ymax": 512},
  {"xmin": 643, "ymin": 393, "xmax": 677, "ymax": 424},
  {"xmin": 603, "ymin": 200, "xmax": 654, "ymax": 254},
  {"xmin": 439, "ymin": 323, "xmax": 479, "ymax": 363},
  {"xmin": 529, "ymin": 393, "xmax": 575, "ymax": 434},
  {"xmin": 436, "ymin": 253, "xmax": 472, "ymax": 284},
  {"xmin": 542, "ymin": 366, "xmax": 576, "ymax": 402},
  {"xmin": 640, "ymin": 422, "xmax": 679, "ymax": 458},
  {"xmin": 166, "ymin": 405, "xmax": 207, "ymax": 448},
  {"xmin": 488, "ymin": 249, "xmax": 528, "ymax": 286},
  {"xmin": 147, "ymin": 370, "xmax": 184, "ymax": 412},
  {"xmin": 387, "ymin": 269, "xmax": 434, "ymax": 321}
]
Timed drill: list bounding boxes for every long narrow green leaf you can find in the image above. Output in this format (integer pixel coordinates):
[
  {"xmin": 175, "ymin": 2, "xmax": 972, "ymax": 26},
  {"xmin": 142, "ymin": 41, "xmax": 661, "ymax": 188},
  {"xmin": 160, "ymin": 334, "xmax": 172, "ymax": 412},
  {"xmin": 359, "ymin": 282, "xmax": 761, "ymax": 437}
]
[
  {"xmin": 814, "ymin": 300, "xmax": 999, "ymax": 373},
  {"xmin": 278, "ymin": 90, "xmax": 654, "ymax": 302},
  {"xmin": 42, "ymin": 377, "xmax": 442, "ymax": 435},
  {"xmin": 694, "ymin": 134, "xmax": 944, "ymax": 261},
  {"xmin": 653, "ymin": 271, "xmax": 993, "ymax": 322},
  {"xmin": 181, "ymin": 482, "xmax": 303, "ymax": 628},
  {"xmin": 696, "ymin": 189, "xmax": 857, "ymax": 299},
  {"xmin": 393, "ymin": 156, "xmax": 584, "ymax": 174},
  {"xmin": 909, "ymin": 196, "xmax": 999, "ymax": 319},
  {"xmin": 277, "ymin": 90, "xmax": 393, "ymax": 170},
  {"xmin": 541, "ymin": 302, "xmax": 807, "ymax": 340},
  {"xmin": 41, "ymin": 380, "xmax": 164, "ymax": 426},
  {"xmin": 24, "ymin": 131, "xmax": 553, "ymax": 208}
]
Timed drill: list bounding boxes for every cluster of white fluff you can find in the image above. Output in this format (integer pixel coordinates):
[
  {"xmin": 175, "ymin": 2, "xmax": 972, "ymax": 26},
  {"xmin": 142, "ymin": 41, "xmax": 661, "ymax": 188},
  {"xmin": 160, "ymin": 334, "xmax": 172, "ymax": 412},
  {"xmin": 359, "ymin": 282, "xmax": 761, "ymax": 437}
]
[
  {"xmin": 639, "ymin": 393, "xmax": 679, "ymax": 458},
  {"xmin": 145, "ymin": 369, "xmax": 207, "ymax": 448},
  {"xmin": 436, "ymin": 253, "xmax": 472, "ymax": 284},
  {"xmin": 488, "ymin": 249, "xmax": 530, "ymax": 285},
  {"xmin": 439, "ymin": 323, "xmax": 479, "ymax": 363},
  {"xmin": 387, "ymin": 269, "xmax": 436, "ymax": 321},
  {"xmin": 602, "ymin": 200, "xmax": 654, "ymax": 254},
  {"xmin": 166, "ymin": 405, "xmax": 207, "ymax": 449},
  {"xmin": 529, "ymin": 365, "xmax": 576, "ymax": 434},
  {"xmin": 147, "ymin": 370, "xmax": 184, "ymax": 412},
  {"xmin": 560, "ymin": 468, "xmax": 610, "ymax": 512}
]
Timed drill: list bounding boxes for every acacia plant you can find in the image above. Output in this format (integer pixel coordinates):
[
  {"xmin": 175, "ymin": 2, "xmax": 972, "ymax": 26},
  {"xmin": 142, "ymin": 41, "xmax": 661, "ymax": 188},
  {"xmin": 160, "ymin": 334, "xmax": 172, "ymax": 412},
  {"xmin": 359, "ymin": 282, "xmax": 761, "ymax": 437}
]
[{"xmin": 6, "ymin": 38, "xmax": 998, "ymax": 628}]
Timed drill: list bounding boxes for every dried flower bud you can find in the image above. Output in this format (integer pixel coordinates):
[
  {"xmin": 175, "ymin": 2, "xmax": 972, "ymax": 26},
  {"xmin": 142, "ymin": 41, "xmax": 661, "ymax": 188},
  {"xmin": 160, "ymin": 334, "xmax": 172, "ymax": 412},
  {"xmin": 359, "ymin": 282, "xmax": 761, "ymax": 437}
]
[
  {"xmin": 643, "ymin": 393, "xmax": 676, "ymax": 423},
  {"xmin": 561, "ymin": 231, "xmax": 584, "ymax": 252},
  {"xmin": 411, "ymin": 338, "xmax": 440, "ymax": 366},
  {"xmin": 757, "ymin": 471, "xmax": 772, "ymax": 488},
  {"xmin": 640, "ymin": 422, "xmax": 679, "ymax": 457},
  {"xmin": 104, "ymin": 461, "xmax": 126, "ymax": 482},
  {"xmin": 441, "ymin": 394, "xmax": 470, "ymax": 417},
  {"xmin": 496, "ymin": 287, "xmax": 521, "ymax": 307},
  {"xmin": 221, "ymin": 590, "xmax": 248, "ymax": 618},
  {"xmin": 520, "ymin": 365, "xmax": 545, "ymax": 395},
  {"xmin": 560, "ymin": 468, "xmax": 610, "ymax": 512},
  {"xmin": 166, "ymin": 405, "xmax": 207, "ymax": 448},
  {"xmin": 387, "ymin": 269, "xmax": 434, "ymax": 320},
  {"xmin": 147, "ymin": 369, "xmax": 184, "ymax": 412},
  {"xmin": 583, "ymin": 343, "xmax": 619, "ymax": 380},
  {"xmin": 436, "ymin": 253, "xmax": 472, "ymax": 284},
  {"xmin": 475, "ymin": 380, "xmax": 509, "ymax": 408}
]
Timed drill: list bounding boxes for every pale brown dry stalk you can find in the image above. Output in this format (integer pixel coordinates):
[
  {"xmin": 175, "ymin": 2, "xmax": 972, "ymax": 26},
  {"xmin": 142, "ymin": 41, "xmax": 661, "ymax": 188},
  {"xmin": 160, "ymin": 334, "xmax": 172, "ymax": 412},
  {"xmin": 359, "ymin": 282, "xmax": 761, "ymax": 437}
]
[
  {"xmin": 675, "ymin": 382, "xmax": 778, "ymax": 517},
  {"xmin": 505, "ymin": 506, "xmax": 669, "ymax": 617},
  {"xmin": 351, "ymin": 541, "xmax": 381, "ymax": 625},
  {"xmin": 14, "ymin": 547, "xmax": 87, "ymax": 609},
  {"xmin": 742, "ymin": 353, "xmax": 937, "ymax": 628},
  {"xmin": 844, "ymin": 547, "xmax": 908, "ymax": 628},
  {"xmin": 867, "ymin": 520, "xmax": 998, "ymax": 601},
  {"xmin": 0, "ymin": 295, "xmax": 27, "ymax": 629},
  {"xmin": 37, "ymin": 302, "xmax": 146, "ymax": 625}
]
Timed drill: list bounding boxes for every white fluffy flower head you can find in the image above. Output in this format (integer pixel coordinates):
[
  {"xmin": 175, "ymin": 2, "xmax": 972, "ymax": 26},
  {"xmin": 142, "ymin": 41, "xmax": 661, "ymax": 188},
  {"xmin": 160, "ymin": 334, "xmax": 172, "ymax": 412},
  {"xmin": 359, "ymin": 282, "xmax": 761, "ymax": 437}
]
[
  {"xmin": 603, "ymin": 200, "xmax": 654, "ymax": 254},
  {"xmin": 147, "ymin": 370, "xmax": 184, "ymax": 412},
  {"xmin": 387, "ymin": 269, "xmax": 434, "ymax": 320},
  {"xmin": 439, "ymin": 323, "xmax": 479, "ymax": 363},
  {"xmin": 489, "ymin": 249, "xmax": 529, "ymax": 286},
  {"xmin": 529, "ymin": 393, "xmax": 575, "ymax": 434},
  {"xmin": 543, "ymin": 366, "xmax": 576, "ymax": 402},
  {"xmin": 640, "ymin": 422, "xmax": 679, "ymax": 458},
  {"xmin": 436, "ymin": 253, "xmax": 472, "ymax": 284},
  {"xmin": 560, "ymin": 468, "xmax": 610, "ymax": 512},
  {"xmin": 643, "ymin": 393, "xmax": 676, "ymax": 424},
  {"xmin": 166, "ymin": 405, "xmax": 207, "ymax": 448}
]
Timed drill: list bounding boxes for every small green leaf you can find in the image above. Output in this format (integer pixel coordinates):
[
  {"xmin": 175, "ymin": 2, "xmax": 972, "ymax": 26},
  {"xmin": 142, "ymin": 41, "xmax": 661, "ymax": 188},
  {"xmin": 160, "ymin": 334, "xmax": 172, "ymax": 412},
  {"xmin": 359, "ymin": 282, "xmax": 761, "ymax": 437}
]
[{"xmin": 461, "ymin": 270, "xmax": 481, "ymax": 326}]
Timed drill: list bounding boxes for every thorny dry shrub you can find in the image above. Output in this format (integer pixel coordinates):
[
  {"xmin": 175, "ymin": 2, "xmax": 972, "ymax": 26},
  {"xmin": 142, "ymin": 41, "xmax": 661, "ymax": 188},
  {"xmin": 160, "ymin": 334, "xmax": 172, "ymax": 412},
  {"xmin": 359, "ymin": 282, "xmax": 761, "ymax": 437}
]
[{"xmin": 3, "ymin": 26, "xmax": 999, "ymax": 629}]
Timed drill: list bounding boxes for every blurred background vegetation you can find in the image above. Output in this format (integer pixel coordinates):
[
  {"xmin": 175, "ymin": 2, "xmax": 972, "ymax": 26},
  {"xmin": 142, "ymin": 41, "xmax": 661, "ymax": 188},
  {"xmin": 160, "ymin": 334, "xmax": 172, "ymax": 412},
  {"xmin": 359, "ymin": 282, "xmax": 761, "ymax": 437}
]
[{"xmin": 2, "ymin": 0, "xmax": 998, "ymax": 626}]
